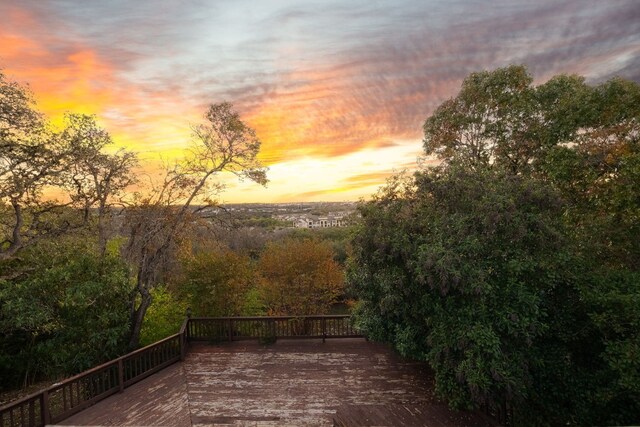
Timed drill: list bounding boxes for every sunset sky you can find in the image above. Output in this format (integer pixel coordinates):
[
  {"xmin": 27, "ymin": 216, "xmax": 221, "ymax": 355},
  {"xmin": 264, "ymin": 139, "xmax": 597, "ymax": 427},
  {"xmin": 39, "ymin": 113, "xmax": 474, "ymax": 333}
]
[{"xmin": 1, "ymin": 0, "xmax": 639, "ymax": 203}]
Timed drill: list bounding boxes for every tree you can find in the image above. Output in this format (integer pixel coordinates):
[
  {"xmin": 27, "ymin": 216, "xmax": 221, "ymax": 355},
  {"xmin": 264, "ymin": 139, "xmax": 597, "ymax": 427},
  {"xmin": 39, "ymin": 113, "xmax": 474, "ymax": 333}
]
[
  {"xmin": 423, "ymin": 65, "xmax": 640, "ymax": 271},
  {"xmin": 349, "ymin": 167, "xmax": 570, "ymax": 423},
  {"xmin": 258, "ymin": 238, "xmax": 344, "ymax": 315},
  {"xmin": 423, "ymin": 65, "xmax": 589, "ymax": 173},
  {"xmin": 540, "ymin": 77, "xmax": 640, "ymax": 270},
  {"xmin": 123, "ymin": 102, "xmax": 267, "ymax": 349},
  {"xmin": 0, "ymin": 71, "xmax": 68, "ymax": 259},
  {"xmin": 350, "ymin": 66, "xmax": 640, "ymax": 425},
  {"xmin": 59, "ymin": 114, "xmax": 138, "ymax": 255},
  {"xmin": 176, "ymin": 247, "xmax": 255, "ymax": 317},
  {"xmin": 0, "ymin": 238, "xmax": 130, "ymax": 390},
  {"xmin": 0, "ymin": 73, "xmax": 137, "ymax": 259}
]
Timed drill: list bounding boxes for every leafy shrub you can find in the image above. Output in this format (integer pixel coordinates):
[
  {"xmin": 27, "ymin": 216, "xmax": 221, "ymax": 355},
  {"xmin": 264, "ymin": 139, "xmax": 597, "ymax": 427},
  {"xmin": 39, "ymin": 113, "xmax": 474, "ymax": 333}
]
[
  {"xmin": 139, "ymin": 286, "xmax": 187, "ymax": 346},
  {"xmin": 176, "ymin": 248, "xmax": 255, "ymax": 317},
  {"xmin": 0, "ymin": 239, "xmax": 130, "ymax": 390}
]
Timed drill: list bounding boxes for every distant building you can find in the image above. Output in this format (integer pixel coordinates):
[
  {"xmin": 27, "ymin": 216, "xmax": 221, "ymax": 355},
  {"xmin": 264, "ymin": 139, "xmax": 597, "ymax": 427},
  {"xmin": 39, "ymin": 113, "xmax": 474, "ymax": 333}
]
[{"xmin": 293, "ymin": 213, "xmax": 347, "ymax": 228}]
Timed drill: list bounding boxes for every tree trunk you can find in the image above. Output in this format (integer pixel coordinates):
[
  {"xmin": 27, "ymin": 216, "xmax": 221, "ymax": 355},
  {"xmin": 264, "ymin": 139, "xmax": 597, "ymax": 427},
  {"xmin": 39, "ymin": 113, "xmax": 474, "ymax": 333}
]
[
  {"xmin": 97, "ymin": 203, "xmax": 108, "ymax": 257},
  {"xmin": 127, "ymin": 283, "xmax": 152, "ymax": 350}
]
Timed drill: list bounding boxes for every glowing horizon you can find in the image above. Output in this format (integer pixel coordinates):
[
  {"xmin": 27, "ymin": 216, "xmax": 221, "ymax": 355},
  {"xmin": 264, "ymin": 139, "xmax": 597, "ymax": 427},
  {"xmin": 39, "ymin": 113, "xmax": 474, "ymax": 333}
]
[{"xmin": 2, "ymin": 1, "xmax": 639, "ymax": 202}]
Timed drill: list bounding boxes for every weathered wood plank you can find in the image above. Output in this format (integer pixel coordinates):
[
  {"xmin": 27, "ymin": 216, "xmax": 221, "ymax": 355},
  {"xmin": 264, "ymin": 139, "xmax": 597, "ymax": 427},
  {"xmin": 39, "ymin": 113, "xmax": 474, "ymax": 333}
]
[
  {"xmin": 56, "ymin": 339, "xmax": 493, "ymax": 426},
  {"xmin": 333, "ymin": 403, "xmax": 490, "ymax": 427},
  {"xmin": 186, "ymin": 339, "xmax": 493, "ymax": 426},
  {"xmin": 58, "ymin": 363, "xmax": 190, "ymax": 426}
]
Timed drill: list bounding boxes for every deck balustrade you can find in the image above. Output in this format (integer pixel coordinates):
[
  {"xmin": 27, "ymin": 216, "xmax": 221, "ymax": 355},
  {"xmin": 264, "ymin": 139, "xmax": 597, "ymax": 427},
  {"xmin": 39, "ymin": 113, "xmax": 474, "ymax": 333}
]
[{"xmin": 0, "ymin": 315, "xmax": 361, "ymax": 427}]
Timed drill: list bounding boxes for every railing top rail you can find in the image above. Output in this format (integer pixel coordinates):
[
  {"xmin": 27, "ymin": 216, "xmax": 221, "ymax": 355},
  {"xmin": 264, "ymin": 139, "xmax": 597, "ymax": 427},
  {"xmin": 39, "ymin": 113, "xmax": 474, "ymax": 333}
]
[
  {"xmin": 52, "ymin": 332, "xmax": 181, "ymax": 387},
  {"xmin": 121, "ymin": 333, "xmax": 180, "ymax": 360},
  {"xmin": 0, "ymin": 388, "xmax": 42, "ymax": 413},
  {"xmin": 189, "ymin": 315, "xmax": 352, "ymax": 321},
  {"xmin": 0, "ymin": 332, "xmax": 183, "ymax": 413}
]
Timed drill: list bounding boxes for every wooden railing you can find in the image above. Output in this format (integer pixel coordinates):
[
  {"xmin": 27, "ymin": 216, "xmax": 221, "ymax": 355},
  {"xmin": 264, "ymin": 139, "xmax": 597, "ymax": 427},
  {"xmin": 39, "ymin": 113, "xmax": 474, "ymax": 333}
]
[
  {"xmin": 0, "ymin": 315, "xmax": 359, "ymax": 427},
  {"xmin": 0, "ymin": 319, "xmax": 188, "ymax": 427},
  {"xmin": 188, "ymin": 315, "xmax": 361, "ymax": 342}
]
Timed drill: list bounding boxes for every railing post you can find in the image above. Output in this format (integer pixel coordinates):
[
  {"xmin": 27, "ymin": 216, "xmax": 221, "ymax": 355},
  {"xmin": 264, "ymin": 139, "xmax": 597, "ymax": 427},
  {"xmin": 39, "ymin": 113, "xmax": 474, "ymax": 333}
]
[
  {"xmin": 228, "ymin": 318, "xmax": 233, "ymax": 342},
  {"xmin": 322, "ymin": 317, "xmax": 327, "ymax": 343},
  {"xmin": 180, "ymin": 332, "xmax": 186, "ymax": 361},
  {"xmin": 185, "ymin": 310, "xmax": 191, "ymax": 343},
  {"xmin": 29, "ymin": 398, "xmax": 36, "ymax": 426},
  {"xmin": 118, "ymin": 359, "xmax": 125, "ymax": 392},
  {"xmin": 41, "ymin": 390, "xmax": 51, "ymax": 425}
]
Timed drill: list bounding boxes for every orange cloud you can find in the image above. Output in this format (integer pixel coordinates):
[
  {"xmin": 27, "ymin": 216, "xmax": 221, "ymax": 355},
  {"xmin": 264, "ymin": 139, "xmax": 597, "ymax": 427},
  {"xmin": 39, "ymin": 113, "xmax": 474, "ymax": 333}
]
[
  {"xmin": 235, "ymin": 52, "xmax": 464, "ymax": 167},
  {"xmin": 4, "ymin": 1, "xmax": 638, "ymax": 203},
  {"xmin": 343, "ymin": 171, "xmax": 396, "ymax": 185},
  {"xmin": 0, "ymin": 5, "xmax": 201, "ymax": 158},
  {"xmin": 0, "ymin": 32, "xmax": 43, "ymax": 59}
]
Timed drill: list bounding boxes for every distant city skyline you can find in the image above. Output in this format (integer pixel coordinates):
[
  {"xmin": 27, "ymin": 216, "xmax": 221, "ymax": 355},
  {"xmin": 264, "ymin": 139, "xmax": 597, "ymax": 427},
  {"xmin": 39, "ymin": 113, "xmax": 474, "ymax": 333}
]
[{"xmin": 1, "ymin": 0, "xmax": 639, "ymax": 202}]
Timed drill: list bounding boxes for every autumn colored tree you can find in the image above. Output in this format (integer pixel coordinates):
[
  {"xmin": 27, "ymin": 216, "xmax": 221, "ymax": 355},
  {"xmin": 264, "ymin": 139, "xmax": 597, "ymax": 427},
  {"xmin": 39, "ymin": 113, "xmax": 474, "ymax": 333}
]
[
  {"xmin": 177, "ymin": 247, "xmax": 255, "ymax": 317},
  {"xmin": 257, "ymin": 238, "xmax": 344, "ymax": 316}
]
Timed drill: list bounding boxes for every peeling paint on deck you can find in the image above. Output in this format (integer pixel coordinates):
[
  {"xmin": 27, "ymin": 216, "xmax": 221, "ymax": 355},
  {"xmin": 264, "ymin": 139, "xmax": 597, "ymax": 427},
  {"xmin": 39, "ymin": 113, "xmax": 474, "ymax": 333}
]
[
  {"xmin": 58, "ymin": 339, "xmax": 492, "ymax": 426},
  {"xmin": 59, "ymin": 361, "xmax": 190, "ymax": 426}
]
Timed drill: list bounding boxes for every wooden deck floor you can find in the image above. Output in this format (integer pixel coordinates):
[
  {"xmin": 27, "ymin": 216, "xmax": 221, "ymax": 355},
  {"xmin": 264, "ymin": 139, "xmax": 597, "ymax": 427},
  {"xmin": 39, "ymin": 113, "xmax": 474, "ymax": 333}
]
[{"xmin": 59, "ymin": 339, "xmax": 492, "ymax": 426}]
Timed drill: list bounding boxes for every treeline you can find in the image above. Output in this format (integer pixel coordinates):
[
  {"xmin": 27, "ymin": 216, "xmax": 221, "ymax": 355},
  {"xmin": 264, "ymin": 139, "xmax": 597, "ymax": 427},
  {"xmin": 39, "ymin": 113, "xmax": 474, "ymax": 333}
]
[
  {"xmin": 0, "ymin": 69, "xmax": 276, "ymax": 392},
  {"xmin": 348, "ymin": 66, "xmax": 640, "ymax": 425}
]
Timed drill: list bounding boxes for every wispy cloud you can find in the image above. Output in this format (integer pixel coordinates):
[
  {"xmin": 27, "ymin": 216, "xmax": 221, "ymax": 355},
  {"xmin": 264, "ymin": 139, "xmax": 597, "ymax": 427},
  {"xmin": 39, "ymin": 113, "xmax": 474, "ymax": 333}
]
[{"xmin": 2, "ymin": 0, "xmax": 639, "ymax": 201}]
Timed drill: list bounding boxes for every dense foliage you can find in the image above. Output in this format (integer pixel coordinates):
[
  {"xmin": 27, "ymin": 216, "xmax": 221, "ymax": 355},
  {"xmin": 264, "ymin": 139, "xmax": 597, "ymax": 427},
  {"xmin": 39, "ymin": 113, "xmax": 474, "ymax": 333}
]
[
  {"xmin": 137, "ymin": 236, "xmax": 347, "ymax": 345},
  {"xmin": 287, "ymin": 226, "xmax": 354, "ymax": 265},
  {"xmin": 139, "ymin": 286, "xmax": 187, "ymax": 346},
  {"xmin": 177, "ymin": 248, "xmax": 255, "ymax": 317},
  {"xmin": 348, "ymin": 66, "xmax": 640, "ymax": 425},
  {"xmin": 0, "ymin": 239, "xmax": 130, "ymax": 391},
  {"xmin": 258, "ymin": 238, "xmax": 344, "ymax": 315}
]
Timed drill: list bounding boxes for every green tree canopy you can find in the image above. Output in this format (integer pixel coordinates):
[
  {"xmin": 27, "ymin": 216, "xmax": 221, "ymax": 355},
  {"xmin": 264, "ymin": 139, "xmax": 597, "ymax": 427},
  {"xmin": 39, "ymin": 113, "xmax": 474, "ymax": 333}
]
[
  {"xmin": 423, "ymin": 65, "xmax": 590, "ymax": 173},
  {"xmin": 350, "ymin": 66, "xmax": 640, "ymax": 425},
  {"xmin": 0, "ymin": 238, "xmax": 130, "ymax": 390},
  {"xmin": 1, "ymin": 71, "xmax": 137, "ymax": 259}
]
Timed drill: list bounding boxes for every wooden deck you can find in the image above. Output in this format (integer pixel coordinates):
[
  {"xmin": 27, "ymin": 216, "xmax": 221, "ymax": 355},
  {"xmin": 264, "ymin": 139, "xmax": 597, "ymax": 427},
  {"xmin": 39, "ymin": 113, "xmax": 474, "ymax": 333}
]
[{"xmin": 59, "ymin": 339, "xmax": 492, "ymax": 426}]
